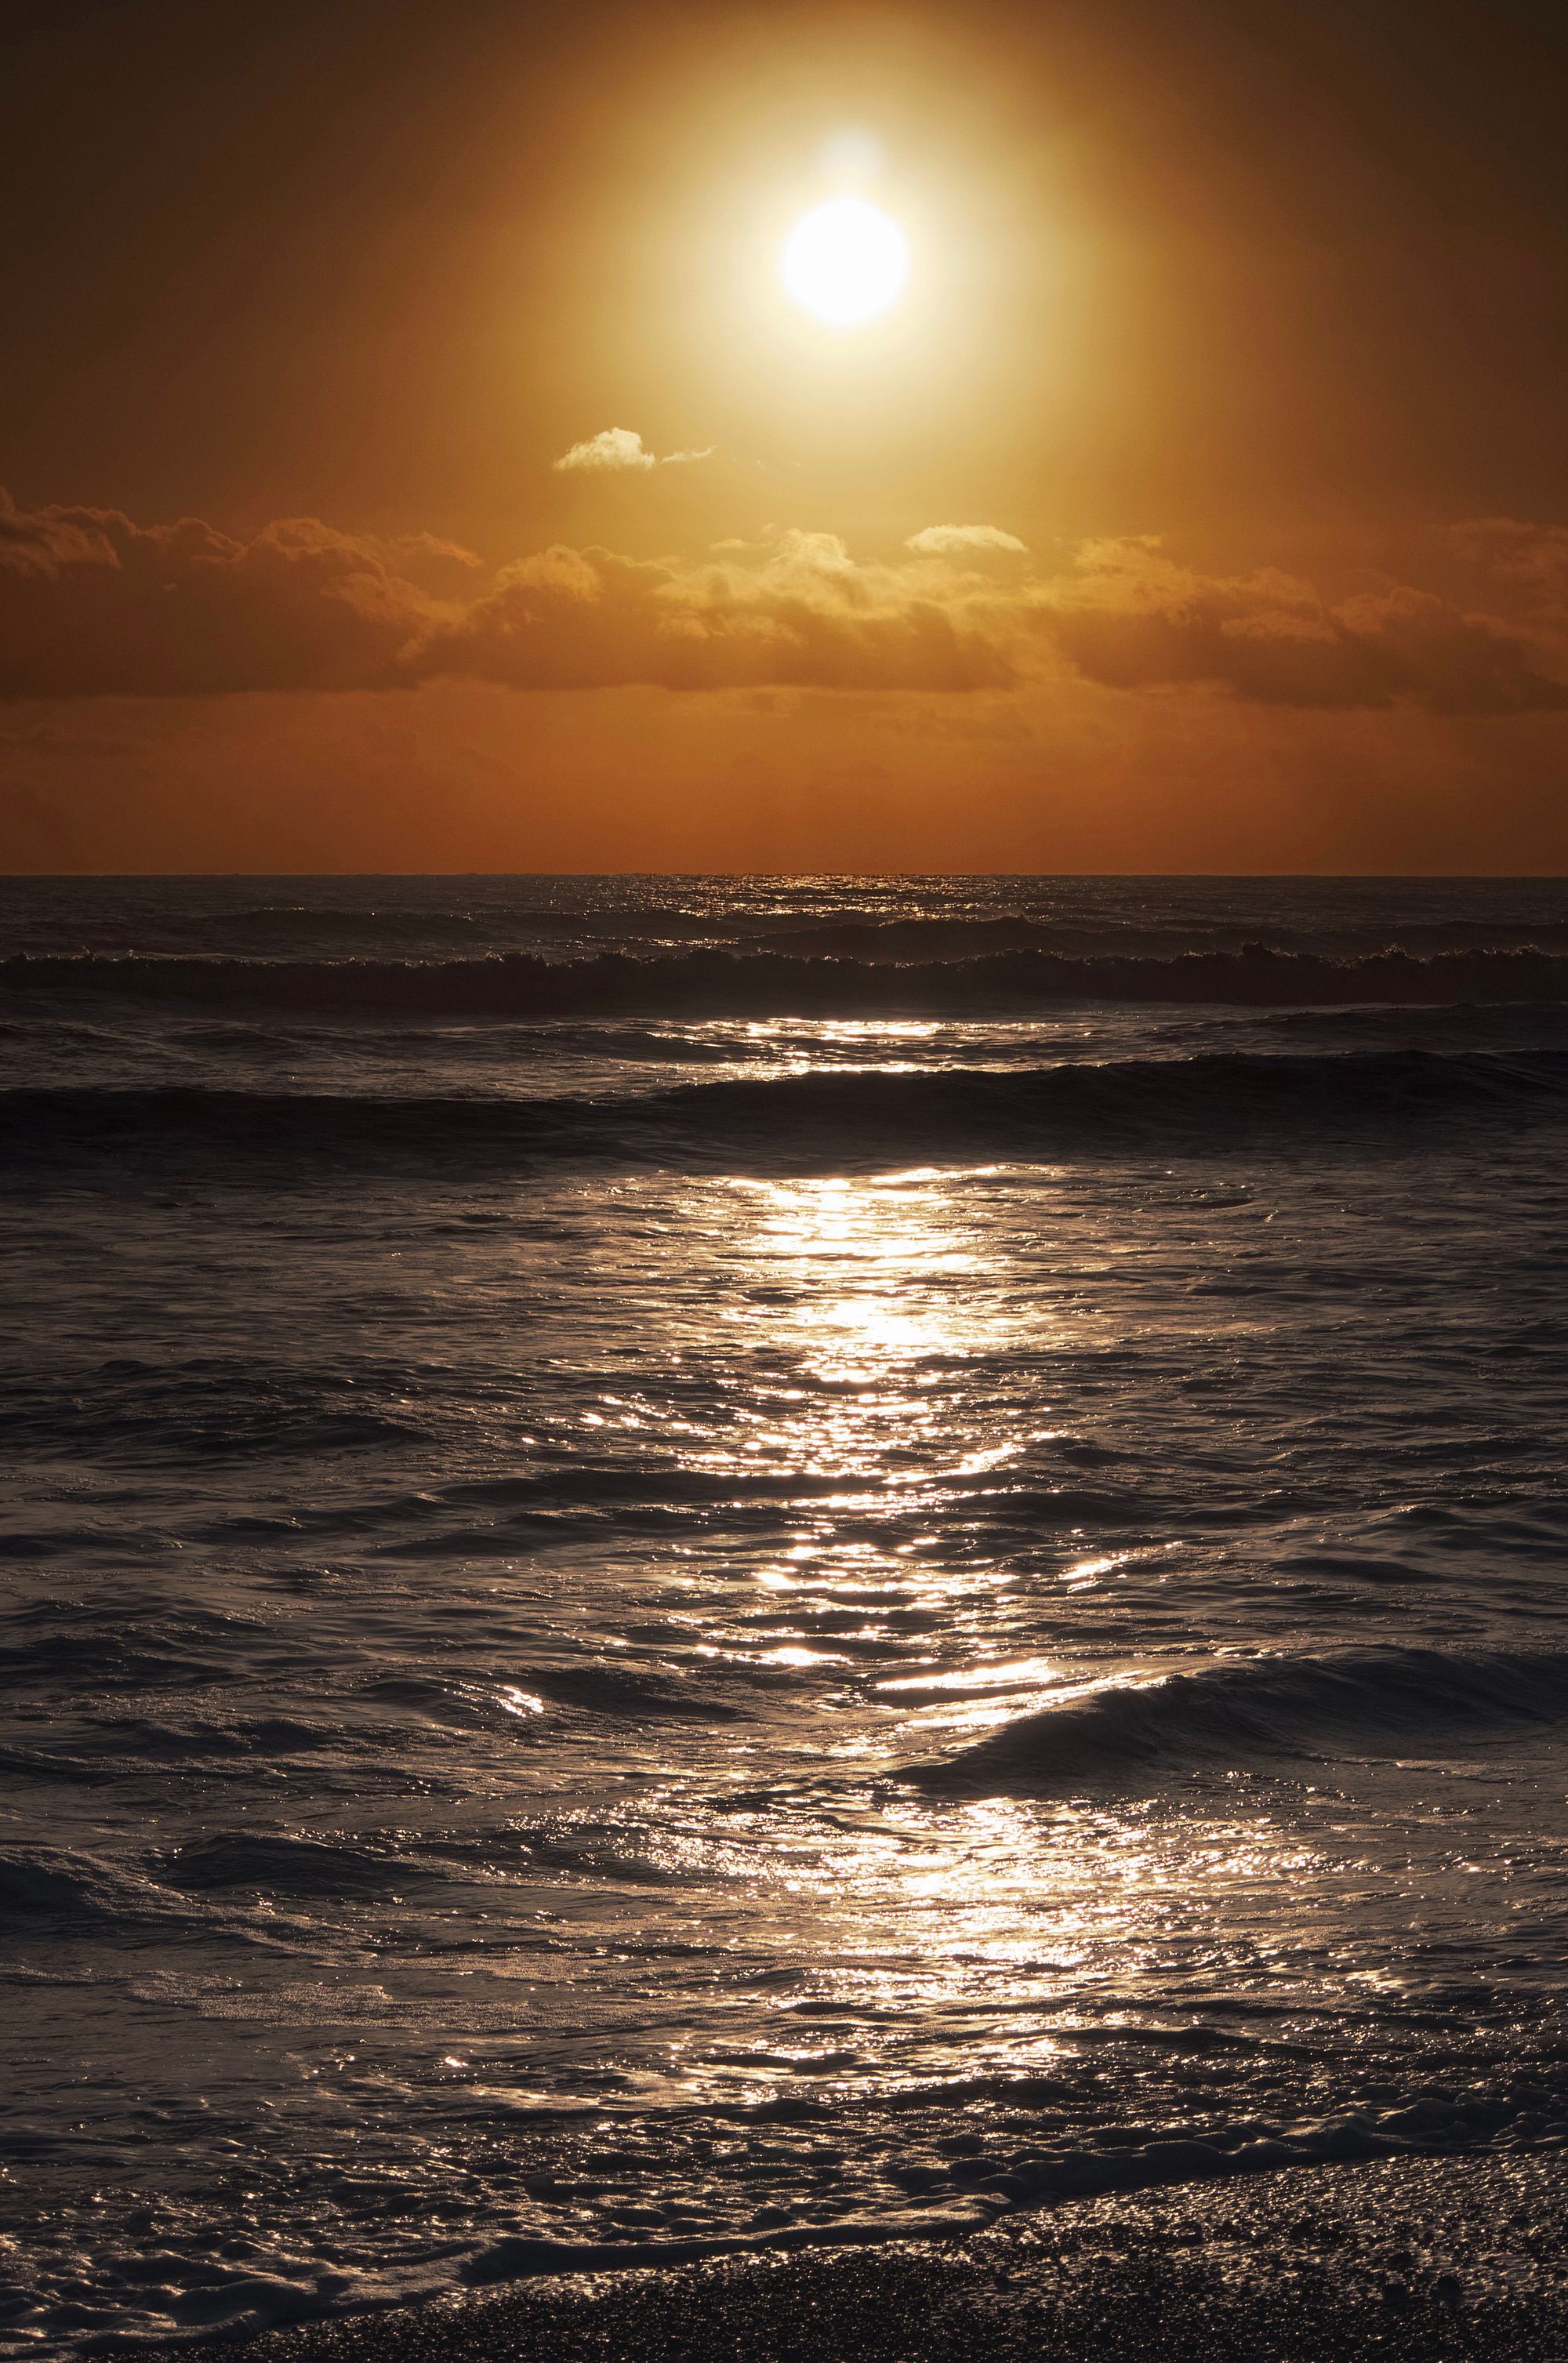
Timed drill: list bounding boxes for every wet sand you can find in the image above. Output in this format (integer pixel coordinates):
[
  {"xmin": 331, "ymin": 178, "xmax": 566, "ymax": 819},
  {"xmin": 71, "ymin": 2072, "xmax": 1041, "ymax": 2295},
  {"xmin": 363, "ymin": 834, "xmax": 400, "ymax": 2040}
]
[{"xmin": 147, "ymin": 2151, "xmax": 1568, "ymax": 2361}]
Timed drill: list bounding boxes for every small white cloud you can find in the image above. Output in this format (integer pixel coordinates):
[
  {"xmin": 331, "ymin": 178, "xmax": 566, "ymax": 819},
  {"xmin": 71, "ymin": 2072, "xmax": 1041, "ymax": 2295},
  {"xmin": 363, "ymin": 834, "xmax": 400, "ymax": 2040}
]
[
  {"xmin": 554, "ymin": 430, "xmax": 716, "ymax": 474},
  {"xmin": 906, "ymin": 524, "xmax": 1029, "ymax": 556},
  {"xmin": 555, "ymin": 428, "xmax": 658, "ymax": 474}
]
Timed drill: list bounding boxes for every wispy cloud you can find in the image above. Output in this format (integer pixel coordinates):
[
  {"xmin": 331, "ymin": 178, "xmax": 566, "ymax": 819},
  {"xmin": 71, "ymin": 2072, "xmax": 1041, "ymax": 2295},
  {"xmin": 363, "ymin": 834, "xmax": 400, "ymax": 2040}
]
[
  {"xmin": 553, "ymin": 428, "xmax": 715, "ymax": 474},
  {"xmin": 906, "ymin": 525, "xmax": 1029, "ymax": 556},
  {"xmin": 3, "ymin": 487, "xmax": 1565, "ymax": 712},
  {"xmin": 1036, "ymin": 536, "xmax": 1568, "ymax": 713}
]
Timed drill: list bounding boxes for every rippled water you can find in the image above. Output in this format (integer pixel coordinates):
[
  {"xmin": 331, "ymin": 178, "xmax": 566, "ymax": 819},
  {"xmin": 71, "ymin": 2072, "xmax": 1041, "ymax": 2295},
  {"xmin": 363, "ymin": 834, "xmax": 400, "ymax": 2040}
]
[{"xmin": 2, "ymin": 876, "xmax": 1567, "ymax": 2353}]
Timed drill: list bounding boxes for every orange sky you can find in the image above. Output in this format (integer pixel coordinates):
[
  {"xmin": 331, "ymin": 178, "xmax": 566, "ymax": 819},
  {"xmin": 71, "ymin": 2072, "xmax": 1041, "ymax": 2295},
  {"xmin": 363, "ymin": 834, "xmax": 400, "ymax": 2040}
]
[{"xmin": 3, "ymin": 0, "xmax": 1567, "ymax": 871}]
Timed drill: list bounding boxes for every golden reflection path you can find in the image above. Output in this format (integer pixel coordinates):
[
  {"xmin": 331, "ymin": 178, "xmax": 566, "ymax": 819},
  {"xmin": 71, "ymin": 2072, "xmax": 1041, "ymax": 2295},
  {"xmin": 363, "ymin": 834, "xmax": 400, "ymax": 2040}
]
[{"xmin": 600, "ymin": 1160, "xmax": 1323, "ymax": 2109}]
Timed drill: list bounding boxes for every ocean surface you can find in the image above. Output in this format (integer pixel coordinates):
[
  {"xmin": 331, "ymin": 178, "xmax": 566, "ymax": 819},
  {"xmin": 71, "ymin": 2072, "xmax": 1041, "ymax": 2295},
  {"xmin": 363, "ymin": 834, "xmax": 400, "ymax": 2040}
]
[{"xmin": 2, "ymin": 873, "xmax": 1568, "ymax": 2355}]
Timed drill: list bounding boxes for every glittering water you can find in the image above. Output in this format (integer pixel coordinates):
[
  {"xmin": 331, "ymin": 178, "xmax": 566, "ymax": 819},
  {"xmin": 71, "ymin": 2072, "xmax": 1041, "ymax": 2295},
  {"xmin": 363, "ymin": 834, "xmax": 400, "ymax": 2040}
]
[{"xmin": 2, "ymin": 876, "xmax": 1567, "ymax": 2352}]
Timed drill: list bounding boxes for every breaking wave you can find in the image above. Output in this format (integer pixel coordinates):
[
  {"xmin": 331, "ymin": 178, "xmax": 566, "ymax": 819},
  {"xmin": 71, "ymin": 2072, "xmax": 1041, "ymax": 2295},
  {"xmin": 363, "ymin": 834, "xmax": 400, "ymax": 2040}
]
[
  {"xmin": 910, "ymin": 1645, "xmax": 1568, "ymax": 1793},
  {"xmin": 1, "ymin": 1047, "xmax": 1563, "ymax": 1174},
  {"xmin": 9, "ymin": 940, "xmax": 1568, "ymax": 1015}
]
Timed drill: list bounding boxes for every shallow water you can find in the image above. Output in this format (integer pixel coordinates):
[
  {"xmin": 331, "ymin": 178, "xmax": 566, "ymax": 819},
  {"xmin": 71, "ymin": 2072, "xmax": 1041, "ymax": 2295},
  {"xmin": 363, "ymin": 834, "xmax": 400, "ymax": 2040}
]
[{"xmin": 2, "ymin": 875, "xmax": 1566, "ymax": 2353}]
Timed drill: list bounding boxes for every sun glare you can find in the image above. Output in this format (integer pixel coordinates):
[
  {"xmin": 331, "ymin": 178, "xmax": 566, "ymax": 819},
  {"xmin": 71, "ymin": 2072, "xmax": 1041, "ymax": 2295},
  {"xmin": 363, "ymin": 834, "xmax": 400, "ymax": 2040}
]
[{"xmin": 781, "ymin": 198, "xmax": 909, "ymax": 325}]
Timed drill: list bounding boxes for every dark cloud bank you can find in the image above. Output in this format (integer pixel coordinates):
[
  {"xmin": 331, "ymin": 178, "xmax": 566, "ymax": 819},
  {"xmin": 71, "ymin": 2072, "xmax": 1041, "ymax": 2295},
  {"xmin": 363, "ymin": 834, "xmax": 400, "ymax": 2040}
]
[{"xmin": 3, "ymin": 488, "xmax": 1566, "ymax": 713}]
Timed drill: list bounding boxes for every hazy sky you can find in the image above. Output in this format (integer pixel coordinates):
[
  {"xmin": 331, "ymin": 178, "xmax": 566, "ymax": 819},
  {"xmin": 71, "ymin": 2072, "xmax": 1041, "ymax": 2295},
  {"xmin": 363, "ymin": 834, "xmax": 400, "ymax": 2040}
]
[{"xmin": 4, "ymin": 0, "xmax": 1567, "ymax": 870}]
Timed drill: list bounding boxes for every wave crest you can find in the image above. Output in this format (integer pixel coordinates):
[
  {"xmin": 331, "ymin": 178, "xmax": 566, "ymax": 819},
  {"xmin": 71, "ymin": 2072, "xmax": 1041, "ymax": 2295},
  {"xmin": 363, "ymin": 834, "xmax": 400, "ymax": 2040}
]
[
  {"xmin": 908, "ymin": 1646, "xmax": 1568, "ymax": 1792},
  {"xmin": 0, "ymin": 1048, "xmax": 1561, "ymax": 1175},
  {"xmin": 9, "ymin": 941, "xmax": 1568, "ymax": 1015},
  {"xmin": 5, "ymin": 1049, "xmax": 1558, "ymax": 1176}
]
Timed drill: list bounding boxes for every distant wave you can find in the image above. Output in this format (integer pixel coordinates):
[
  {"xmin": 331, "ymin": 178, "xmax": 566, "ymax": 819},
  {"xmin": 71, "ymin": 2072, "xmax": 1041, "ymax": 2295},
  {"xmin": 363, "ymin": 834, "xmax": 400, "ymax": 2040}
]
[
  {"xmin": 103, "ymin": 906, "xmax": 731, "ymax": 951},
  {"xmin": 750, "ymin": 914, "xmax": 1568, "ymax": 961},
  {"xmin": 909, "ymin": 1644, "xmax": 1568, "ymax": 1793},
  {"xmin": 9, "ymin": 942, "xmax": 1568, "ymax": 1015},
  {"xmin": 24, "ymin": 907, "xmax": 1568, "ymax": 962},
  {"xmin": 1, "ymin": 1048, "xmax": 1563, "ymax": 1174}
]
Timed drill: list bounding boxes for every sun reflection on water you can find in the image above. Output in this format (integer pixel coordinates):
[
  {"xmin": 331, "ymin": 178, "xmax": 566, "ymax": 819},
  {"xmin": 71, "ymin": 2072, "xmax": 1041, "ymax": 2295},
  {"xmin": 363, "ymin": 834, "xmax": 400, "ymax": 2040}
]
[
  {"xmin": 615, "ymin": 1783, "xmax": 1335, "ymax": 2113},
  {"xmin": 501, "ymin": 1160, "xmax": 1324, "ymax": 2122}
]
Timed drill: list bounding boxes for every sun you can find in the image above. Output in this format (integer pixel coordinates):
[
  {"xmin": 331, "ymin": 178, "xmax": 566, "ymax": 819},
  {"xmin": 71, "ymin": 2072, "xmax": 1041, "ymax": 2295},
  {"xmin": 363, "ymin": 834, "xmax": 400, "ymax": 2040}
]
[{"xmin": 781, "ymin": 198, "xmax": 909, "ymax": 325}]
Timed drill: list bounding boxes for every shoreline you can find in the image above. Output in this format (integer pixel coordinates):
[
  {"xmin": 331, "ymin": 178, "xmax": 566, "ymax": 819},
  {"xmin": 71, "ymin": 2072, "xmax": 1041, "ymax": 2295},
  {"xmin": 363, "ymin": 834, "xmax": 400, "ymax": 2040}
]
[{"xmin": 137, "ymin": 2149, "xmax": 1568, "ymax": 2361}]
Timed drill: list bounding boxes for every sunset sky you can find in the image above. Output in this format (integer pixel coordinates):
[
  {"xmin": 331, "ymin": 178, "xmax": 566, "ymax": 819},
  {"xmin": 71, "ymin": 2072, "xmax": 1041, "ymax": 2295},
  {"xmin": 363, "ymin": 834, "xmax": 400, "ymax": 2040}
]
[{"xmin": 4, "ymin": 0, "xmax": 1567, "ymax": 871}]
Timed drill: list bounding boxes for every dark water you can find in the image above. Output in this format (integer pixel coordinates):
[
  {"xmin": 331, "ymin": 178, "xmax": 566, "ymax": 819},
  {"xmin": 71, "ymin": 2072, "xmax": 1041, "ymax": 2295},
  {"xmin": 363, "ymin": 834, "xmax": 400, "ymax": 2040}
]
[{"xmin": 2, "ymin": 875, "xmax": 1567, "ymax": 2354}]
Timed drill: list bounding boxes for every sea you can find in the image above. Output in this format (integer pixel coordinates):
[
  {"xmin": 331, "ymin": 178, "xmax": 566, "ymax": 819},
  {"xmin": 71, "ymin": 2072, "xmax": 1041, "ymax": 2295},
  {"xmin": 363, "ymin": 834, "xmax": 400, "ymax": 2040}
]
[{"xmin": 2, "ymin": 873, "xmax": 1567, "ymax": 2354}]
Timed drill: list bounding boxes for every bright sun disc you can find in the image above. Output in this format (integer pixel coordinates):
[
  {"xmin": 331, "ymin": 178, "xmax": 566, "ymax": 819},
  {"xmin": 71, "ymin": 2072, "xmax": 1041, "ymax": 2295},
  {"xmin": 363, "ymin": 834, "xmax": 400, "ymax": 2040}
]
[{"xmin": 781, "ymin": 198, "xmax": 909, "ymax": 325}]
